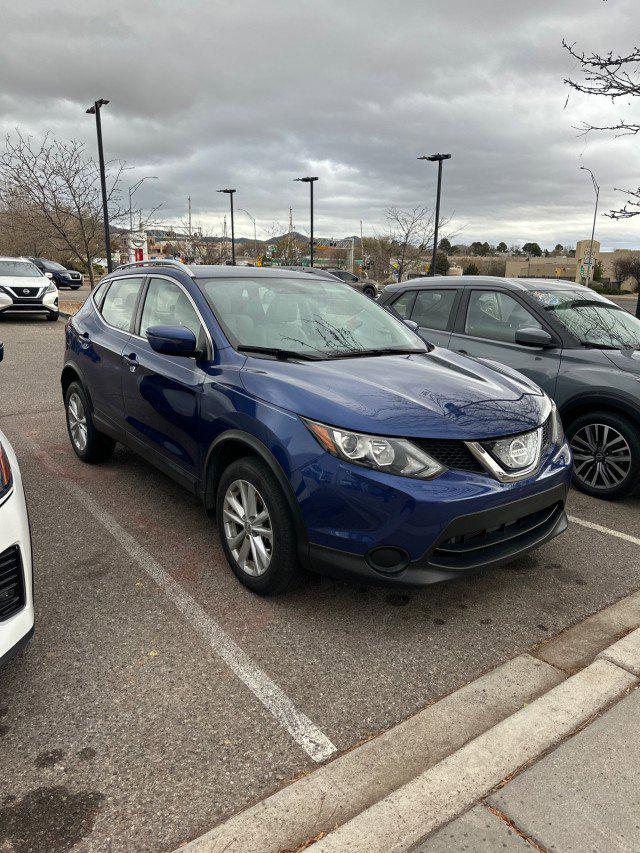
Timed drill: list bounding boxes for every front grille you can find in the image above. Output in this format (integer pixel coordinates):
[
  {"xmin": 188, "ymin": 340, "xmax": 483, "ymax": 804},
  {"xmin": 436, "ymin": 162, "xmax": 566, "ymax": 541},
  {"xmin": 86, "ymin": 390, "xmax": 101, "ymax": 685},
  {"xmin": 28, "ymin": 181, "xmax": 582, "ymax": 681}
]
[
  {"xmin": 413, "ymin": 438, "xmax": 484, "ymax": 473},
  {"xmin": 11, "ymin": 287, "xmax": 40, "ymax": 297},
  {"xmin": 430, "ymin": 501, "xmax": 564, "ymax": 570},
  {"xmin": 0, "ymin": 545, "xmax": 26, "ymax": 622},
  {"xmin": 68, "ymin": 272, "xmax": 82, "ymax": 280}
]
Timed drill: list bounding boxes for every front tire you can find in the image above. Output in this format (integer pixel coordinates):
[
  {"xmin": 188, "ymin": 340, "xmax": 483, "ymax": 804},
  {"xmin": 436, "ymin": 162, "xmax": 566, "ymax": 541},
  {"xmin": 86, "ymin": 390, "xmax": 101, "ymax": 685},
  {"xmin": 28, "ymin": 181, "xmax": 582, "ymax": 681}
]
[
  {"xmin": 46, "ymin": 312, "xmax": 59, "ymax": 321},
  {"xmin": 363, "ymin": 285, "xmax": 376, "ymax": 298},
  {"xmin": 65, "ymin": 381, "xmax": 116, "ymax": 463},
  {"xmin": 567, "ymin": 411, "xmax": 640, "ymax": 499},
  {"xmin": 216, "ymin": 457, "xmax": 300, "ymax": 594}
]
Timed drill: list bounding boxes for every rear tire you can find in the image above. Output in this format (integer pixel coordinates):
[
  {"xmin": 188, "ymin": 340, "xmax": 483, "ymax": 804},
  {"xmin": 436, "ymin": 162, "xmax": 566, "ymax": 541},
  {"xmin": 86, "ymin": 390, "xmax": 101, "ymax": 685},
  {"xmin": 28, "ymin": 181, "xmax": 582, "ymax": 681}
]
[
  {"xmin": 216, "ymin": 457, "xmax": 300, "ymax": 594},
  {"xmin": 567, "ymin": 410, "xmax": 640, "ymax": 499},
  {"xmin": 64, "ymin": 381, "xmax": 116, "ymax": 463}
]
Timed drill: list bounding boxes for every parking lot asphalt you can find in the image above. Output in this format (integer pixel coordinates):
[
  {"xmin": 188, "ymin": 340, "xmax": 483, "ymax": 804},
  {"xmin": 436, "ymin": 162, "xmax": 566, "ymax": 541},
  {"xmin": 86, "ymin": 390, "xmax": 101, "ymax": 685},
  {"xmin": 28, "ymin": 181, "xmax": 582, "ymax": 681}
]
[{"xmin": 1, "ymin": 315, "xmax": 640, "ymax": 852}]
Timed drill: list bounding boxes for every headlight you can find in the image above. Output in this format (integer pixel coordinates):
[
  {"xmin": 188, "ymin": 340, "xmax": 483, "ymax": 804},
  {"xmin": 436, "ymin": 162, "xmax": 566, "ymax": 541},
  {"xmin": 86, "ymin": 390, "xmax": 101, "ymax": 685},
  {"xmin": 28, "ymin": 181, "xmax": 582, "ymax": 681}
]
[
  {"xmin": 550, "ymin": 402, "xmax": 564, "ymax": 445},
  {"xmin": 45, "ymin": 282, "xmax": 57, "ymax": 293},
  {"xmin": 303, "ymin": 418, "xmax": 445, "ymax": 479},
  {"xmin": 0, "ymin": 441, "xmax": 13, "ymax": 500}
]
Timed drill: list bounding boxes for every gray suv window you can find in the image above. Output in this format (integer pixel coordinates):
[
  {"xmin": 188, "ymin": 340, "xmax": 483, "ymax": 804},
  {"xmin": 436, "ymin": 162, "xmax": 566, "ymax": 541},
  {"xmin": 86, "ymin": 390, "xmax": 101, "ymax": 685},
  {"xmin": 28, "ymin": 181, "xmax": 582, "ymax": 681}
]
[
  {"xmin": 466, "ymin": 290, "xmax": 542, "ymax": 343},
  {"xmin": 412, "ymin": 290, "xmax": 456, "ymax": 331}
]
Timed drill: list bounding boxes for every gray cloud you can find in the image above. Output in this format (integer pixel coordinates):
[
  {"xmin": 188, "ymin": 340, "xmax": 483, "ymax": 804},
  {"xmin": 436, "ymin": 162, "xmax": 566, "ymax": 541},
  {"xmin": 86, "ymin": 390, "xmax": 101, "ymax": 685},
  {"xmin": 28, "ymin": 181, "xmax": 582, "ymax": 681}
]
[{"xmin": 1, "ymin": 0, "xmax": 637, "ymax": 248}]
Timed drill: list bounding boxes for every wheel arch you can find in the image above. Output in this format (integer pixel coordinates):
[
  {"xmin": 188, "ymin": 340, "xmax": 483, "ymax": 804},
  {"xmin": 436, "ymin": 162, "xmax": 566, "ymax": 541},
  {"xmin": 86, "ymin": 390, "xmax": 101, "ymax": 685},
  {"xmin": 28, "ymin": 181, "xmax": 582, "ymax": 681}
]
[
  {"xmin": 202, "ymin": 430, "xmax": 309, "ymax": 550},
  {"xmin": 559, "ymin": 394, "xmax": 640, "ymax": 430}
]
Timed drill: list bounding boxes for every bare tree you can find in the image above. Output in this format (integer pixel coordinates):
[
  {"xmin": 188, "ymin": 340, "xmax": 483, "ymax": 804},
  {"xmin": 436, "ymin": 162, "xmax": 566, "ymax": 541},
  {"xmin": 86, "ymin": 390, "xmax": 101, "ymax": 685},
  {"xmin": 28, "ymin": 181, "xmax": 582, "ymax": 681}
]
[
  {"xmin": 613, "ymin": 254, "xmax": 640, "ymax": 290},
  {"xmin": 563, "ymin": 40, "xmax": 640, "ymax": 219},
  {"xmin": 0, "ymin": 130, "xmax": 126, "ymax": 286}
]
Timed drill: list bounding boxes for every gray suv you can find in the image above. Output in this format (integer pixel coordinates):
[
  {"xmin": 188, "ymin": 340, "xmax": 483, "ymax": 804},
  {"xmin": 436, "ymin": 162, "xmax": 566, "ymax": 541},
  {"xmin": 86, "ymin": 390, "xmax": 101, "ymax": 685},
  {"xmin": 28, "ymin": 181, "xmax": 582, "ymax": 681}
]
[{"xmin": 380, "ymin": 276, "xmax": 640, "ymax": 500}]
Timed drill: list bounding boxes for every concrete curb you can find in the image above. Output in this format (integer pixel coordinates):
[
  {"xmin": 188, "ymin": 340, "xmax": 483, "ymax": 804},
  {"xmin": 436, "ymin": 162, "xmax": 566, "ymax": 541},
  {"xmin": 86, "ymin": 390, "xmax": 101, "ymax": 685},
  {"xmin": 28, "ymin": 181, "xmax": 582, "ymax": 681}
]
[
  {"xmin": 312, "ymin": 658, "xmax": 637, "ymax": 852},
  {"xmin": 175, "ymin": 655, "xmax": 562, "ymax": 852}
]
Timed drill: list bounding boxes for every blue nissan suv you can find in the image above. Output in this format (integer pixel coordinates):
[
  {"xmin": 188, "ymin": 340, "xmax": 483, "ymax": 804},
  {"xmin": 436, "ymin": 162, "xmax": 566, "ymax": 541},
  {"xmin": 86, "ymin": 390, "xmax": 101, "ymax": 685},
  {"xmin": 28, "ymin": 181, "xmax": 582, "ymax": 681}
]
[{"xmin": 62, "ymin": 261, "xmax": 572, "ymax": 594}]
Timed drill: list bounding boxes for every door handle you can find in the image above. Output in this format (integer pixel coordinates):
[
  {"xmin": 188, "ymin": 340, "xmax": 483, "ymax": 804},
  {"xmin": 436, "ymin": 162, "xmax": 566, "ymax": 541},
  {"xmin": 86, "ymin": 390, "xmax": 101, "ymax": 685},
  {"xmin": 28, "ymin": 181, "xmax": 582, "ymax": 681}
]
[
  {"xmin": 456, "ymin": 348, "xmax": 468, "ymax": 355},
  {"xmin": 124, "ymin": 352, "xmax": 138, "ymax": 372}
]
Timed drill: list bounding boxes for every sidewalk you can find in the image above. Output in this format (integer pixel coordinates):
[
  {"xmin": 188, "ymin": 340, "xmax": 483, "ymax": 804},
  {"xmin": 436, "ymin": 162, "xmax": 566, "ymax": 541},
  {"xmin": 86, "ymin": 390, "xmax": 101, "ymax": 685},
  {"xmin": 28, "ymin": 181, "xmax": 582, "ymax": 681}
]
[
  {"xmin": 418, "ymin": 685, "xmax": 640, "ymax": 851},
  {"xmin": 178, "ymin": 587, "xmax": 640, "ymax": 853}
]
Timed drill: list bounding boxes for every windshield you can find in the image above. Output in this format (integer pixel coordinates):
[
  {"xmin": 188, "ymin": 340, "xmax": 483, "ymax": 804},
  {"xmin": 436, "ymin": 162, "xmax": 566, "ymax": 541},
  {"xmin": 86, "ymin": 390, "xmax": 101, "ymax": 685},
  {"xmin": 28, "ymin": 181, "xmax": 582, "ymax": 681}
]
[
  {"xmin": 42, "ymin": 260, "xmax": 66, "ymax": 271},
  {"xmin": 530, "ymin": 289, "xmax": 640, "ymax": 349},
  {"xmin": 197, "ymin": 276, "xmax": 426, "ymax": 358},
  {"xmin": 0, "ymin": 260, "xmax": 42, "ymax": 278}
]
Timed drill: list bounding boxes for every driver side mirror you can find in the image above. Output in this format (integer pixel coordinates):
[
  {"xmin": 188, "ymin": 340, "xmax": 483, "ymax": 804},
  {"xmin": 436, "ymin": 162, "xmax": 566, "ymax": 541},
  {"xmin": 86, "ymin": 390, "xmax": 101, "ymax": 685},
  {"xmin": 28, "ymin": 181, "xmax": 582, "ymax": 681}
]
[
  {"xmin": 44, "ymin": 272, "xmax": 53, "ymax": 279},
  {"xmin": 146, "ymin": 325, "xmax": 202, "ymax": 358},
  {"xmin": 514, "ymin": 327, "xmax": 554, "ymax": 348},
  {"xmin": 402, "ymin": 318, "xmax": 419, "ymax": 332}
]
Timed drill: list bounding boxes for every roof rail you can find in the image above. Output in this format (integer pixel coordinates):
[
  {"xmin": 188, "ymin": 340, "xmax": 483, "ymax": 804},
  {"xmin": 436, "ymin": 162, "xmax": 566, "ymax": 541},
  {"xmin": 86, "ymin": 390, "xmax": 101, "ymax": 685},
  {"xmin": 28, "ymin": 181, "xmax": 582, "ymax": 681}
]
[{"xmin": 114, "ymin": 258, "xmax": 194, "ymax": 275}]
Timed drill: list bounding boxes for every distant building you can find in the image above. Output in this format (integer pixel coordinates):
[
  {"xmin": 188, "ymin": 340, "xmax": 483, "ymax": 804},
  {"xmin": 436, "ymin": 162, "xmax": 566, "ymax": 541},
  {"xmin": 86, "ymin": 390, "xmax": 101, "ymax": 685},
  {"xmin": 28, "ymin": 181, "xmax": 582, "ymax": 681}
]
[{"xmin": 505, "ymin": 239, "xmax": 640, "ymax": 287}]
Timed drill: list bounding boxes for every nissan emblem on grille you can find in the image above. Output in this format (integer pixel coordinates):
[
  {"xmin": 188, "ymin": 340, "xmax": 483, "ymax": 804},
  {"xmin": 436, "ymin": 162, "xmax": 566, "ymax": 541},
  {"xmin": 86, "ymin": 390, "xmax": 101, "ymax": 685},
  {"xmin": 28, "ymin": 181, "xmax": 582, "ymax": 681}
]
[
  {"xmin": 23, "ymin": 288, "xmax": 29, "ymax": 294},
  {"xmin": 509, "ymin": 439, "xmax": 528, "ymax": 466}
]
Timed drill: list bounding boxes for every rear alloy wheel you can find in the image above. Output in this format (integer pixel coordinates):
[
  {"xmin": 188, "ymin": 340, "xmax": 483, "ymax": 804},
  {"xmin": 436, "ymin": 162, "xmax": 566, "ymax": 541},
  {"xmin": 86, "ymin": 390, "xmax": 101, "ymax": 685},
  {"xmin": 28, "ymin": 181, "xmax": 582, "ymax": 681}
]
[
  {"xmin": 363, "ymin": 285, "xmax": 376, "ymax": 298},
  {"xmin": 64, "ymin": 381, "xmax": 116, "ymax": 463},
  {"xmin": 568, "ymin": 411, "xmax": 640, "ymax": 499},
  {"xmin": 216, "ymin": 457, "xmax": 300, "ymax": 594}
]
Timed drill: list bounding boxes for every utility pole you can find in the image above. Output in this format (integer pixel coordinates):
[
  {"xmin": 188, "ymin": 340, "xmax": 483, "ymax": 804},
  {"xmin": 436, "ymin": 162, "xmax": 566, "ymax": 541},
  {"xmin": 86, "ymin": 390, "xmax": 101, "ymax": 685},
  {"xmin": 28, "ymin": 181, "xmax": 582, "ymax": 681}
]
[
  {"xmin": 217, "ymin": 189, "xmax": 236, "ymax": 265},
  {"xmin": 294, "ymin": 177, "xmax": 318, "ymax": 266},
  {"xmin": 86, "ymin": 98, "xmax": 112, "ymax": 275},
  {"xmin": 580, "ymin": 166, "xmax": 599, "ymax": 287},
  {"xmin": 418, "ymin": 153, "xmax": 451, "ymax": 277}
]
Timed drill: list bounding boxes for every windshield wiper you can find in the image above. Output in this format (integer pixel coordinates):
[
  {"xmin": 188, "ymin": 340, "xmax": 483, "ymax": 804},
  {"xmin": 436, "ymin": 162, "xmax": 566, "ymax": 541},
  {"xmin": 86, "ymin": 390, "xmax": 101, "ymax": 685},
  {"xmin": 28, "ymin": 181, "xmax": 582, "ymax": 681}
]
[
  {"xmin": 327, "ymin": 346, "xmax": 429, "ymax": 359},
  {"xmin": 237, "ymin": 345, "xmax": 324, "ymax": 361}
]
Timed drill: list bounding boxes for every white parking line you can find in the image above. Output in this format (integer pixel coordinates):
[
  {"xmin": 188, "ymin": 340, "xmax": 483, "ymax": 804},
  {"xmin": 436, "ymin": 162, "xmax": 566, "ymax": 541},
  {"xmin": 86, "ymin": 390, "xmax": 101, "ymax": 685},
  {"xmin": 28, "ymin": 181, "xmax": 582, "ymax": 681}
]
[
  {"xmin": 569, "ymin": 515, "xmax": 640, "ymax": 547},
  {"xmin": 33, "ymin": 446, "xmax": 337, "ymax": 764}
]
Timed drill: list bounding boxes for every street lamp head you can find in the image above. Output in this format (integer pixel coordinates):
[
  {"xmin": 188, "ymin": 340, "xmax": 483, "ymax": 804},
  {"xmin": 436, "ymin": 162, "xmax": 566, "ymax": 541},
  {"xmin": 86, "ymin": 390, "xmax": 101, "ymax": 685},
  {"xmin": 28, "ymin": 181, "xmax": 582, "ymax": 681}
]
[
  {"xmin": 217, "ymin": 188, "xmax": 236, "ymax": 195},
  {"xmin": 86, "ymin": 99, "xmax": 110, "ymax": 115},
  {"xmin": 418, "ymin": 153, "xmax": 452, "ymax": 162},
  {"xmin": 294, "ymin": 176, "xmax": 319, "ymax": 183}
]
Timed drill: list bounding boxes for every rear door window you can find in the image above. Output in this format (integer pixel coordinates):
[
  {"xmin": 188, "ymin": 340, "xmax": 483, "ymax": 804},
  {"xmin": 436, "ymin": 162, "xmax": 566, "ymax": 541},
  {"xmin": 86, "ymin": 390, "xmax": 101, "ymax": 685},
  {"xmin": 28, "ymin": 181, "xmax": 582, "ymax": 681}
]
[
  {"xmin": 100, "ymin": 277, "xmax": 143, "ymax": 332},
  {"xmin": 411, "ymin": 289, "xmax": 457, "ymax": 331}
]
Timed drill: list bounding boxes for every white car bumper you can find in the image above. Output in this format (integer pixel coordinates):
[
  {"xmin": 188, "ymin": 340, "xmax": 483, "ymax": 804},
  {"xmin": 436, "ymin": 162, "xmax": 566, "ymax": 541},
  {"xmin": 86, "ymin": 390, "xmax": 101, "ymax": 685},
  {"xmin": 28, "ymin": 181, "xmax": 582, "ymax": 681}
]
[
  {"xmin": 0, "ymin": 285, "xmax": 58, "ymax": 315},
  {"xmin": 0, "ymin": 437, "xmax": 34, "ymax": 664}
]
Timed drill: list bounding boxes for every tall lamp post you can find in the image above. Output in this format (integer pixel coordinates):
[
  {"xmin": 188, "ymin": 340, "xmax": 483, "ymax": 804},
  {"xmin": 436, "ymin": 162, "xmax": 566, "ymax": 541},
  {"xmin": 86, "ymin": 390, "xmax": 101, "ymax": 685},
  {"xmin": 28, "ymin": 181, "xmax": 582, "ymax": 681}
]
[
  {"xmin": 294, "ymin": 176, "xmax": 318, "ymax": 266},
  {"xmin": 86, "ymin": 99, "xmax": 112, "ymax": 274},
  {"xmin": 217, "ymin": 189, "xmax": 236, "ymax": 264},
  {"xmin": 580, "ymin": 166, "xmax": 599, "ymax": 287},
  {"xmin": 239, "ymin": 208, "xmax": 258, "ymax": 264},
  {"xmin": 128, "ymin": 176, "xmax": 158, "ymax": 232},
  {"xmin": 418, "ymin": 153, "xmax": 451, "ymax": 277}
]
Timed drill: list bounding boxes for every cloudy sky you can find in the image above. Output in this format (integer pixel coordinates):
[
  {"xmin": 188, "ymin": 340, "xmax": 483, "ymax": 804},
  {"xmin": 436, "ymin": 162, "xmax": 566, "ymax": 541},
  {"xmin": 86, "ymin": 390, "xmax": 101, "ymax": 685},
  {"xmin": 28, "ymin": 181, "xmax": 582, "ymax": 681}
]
[{"xmin": 1, "ymin": 0, "xmax": 638, "ymax": 249}]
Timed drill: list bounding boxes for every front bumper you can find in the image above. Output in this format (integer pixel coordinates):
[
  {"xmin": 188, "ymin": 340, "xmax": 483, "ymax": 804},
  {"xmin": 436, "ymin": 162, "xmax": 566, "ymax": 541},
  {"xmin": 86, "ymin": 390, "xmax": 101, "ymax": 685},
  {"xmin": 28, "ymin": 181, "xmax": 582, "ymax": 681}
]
[
  {"xmin": 0, "ymin": 457, "xmax": 34, "ymax": 664},
  {"xmin": 296, "ymin": 443, "xmax": 572, "ymax": 586},
  {"xmin": 0, "ymin": 289, "xmax": 58, "ymax": 315}
]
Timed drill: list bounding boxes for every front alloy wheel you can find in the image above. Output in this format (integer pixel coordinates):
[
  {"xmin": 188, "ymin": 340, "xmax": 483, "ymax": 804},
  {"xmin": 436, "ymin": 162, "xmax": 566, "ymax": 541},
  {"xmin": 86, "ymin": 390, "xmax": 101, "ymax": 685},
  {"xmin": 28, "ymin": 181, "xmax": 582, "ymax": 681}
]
[
  {"xmin": 223, "ymin": 479, "xmax": 273, "ymax": 576},
  {"xmin": 568, "ymin": 412, "xmax": 640, "ymax": 499}
]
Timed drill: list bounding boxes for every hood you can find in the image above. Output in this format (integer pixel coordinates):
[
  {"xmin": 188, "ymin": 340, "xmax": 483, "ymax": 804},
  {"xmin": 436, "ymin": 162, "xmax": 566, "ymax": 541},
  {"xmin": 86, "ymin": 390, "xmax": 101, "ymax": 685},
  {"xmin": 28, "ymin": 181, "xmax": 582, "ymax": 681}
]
[
  {"xmin": 604, "ymin": 348, "xmax": 640, "ymax": 376},
  {"xmin": 0, "ymin": 276, "xmax": 47, "ymax": 290},
  {"xmin": 240, "ymin": 347, "xmax": 549, "ymax": 440}
]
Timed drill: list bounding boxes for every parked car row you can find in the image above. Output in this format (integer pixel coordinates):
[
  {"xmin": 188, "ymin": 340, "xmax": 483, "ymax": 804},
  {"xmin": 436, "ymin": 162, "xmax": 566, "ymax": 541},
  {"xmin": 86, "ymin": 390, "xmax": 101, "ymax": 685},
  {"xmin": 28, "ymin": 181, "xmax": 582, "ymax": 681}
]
[{"xmin": 3, "ymin": 259, "xmax": 639, "ymax": 665}]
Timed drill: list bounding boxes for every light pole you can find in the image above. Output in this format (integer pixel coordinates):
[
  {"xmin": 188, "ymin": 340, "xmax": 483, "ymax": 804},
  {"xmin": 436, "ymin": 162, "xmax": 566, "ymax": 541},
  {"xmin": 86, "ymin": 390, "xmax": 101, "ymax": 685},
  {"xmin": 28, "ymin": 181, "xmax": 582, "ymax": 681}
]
[
  {"xmin": 239, "ymin": 208, "xmax": 258, "ymax": 264},
  {"xmin": 418, "ymin": 153, "xmax": 451, "ymax": 277},
  {"xmin": 86, "ymin": 98, "xmax": 112, "ymax": 274},
  {"xmin": 294, "ymin": 176, "xmax": 318, "ymax": 266},
  {"xmin": 580, "ymin": 166, "xmax": 599, "ymax": 287},
  {"xmin": 128, "ymin": 176, "xmax": 158, "ymax": 232},
  {"xmin": 217, "ymin": 189, "xmax": 236, "ymax": 264}
]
